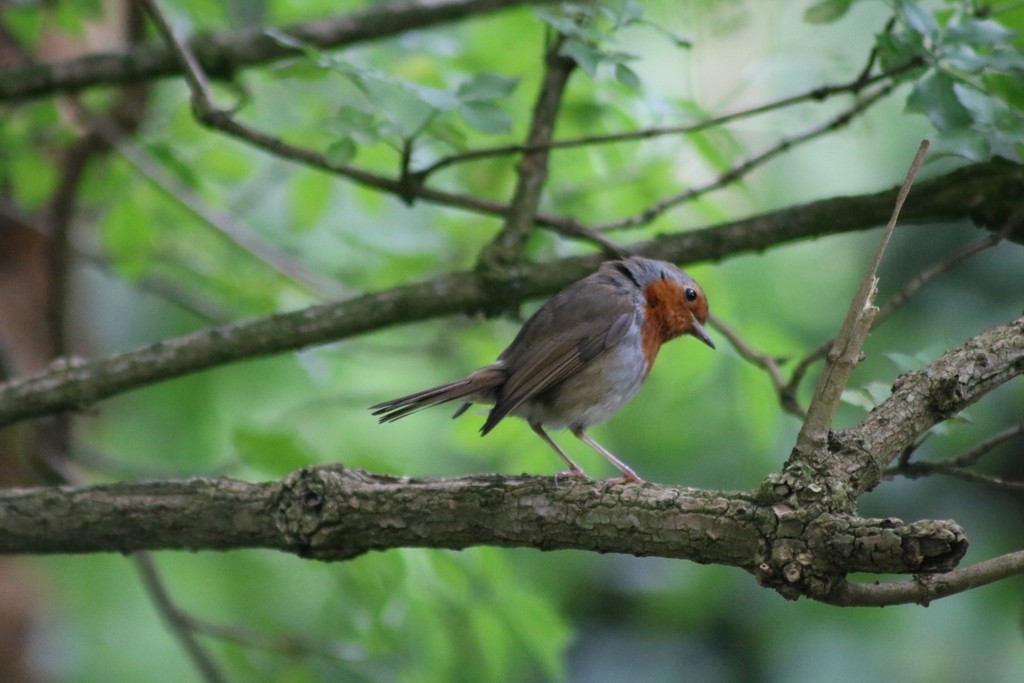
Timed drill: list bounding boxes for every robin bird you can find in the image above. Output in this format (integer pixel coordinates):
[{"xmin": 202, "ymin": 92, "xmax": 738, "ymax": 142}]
[{"xmin": 370, "ymin": 256, "xmax": 714, "ymax": 482}]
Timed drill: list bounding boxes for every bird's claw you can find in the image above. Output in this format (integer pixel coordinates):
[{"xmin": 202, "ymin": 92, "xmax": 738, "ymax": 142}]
[
  {"xmin": 553, "ymin": 468, "xmax": 589, "ymax": 485},
  {"xmin": 603, "ymin": 473, "xmax": 644, "ymax": 487}
]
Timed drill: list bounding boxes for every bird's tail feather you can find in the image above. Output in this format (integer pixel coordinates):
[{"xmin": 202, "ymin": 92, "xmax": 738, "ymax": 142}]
[{"xmin": 370, "ymin": 367, "xmax": 503, "ymax": 423}]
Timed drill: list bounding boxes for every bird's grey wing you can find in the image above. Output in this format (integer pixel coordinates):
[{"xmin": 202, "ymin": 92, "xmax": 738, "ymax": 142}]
[{"xmin": 481, "ymin": 279, "xmax": 636, "ymax": 432}]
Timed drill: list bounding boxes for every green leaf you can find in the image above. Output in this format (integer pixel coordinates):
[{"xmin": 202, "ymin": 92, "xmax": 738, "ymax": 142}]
[
  {"xmin": 534, "ymin": 7, "xmax": 606, "ymax": 43},
  {"xmin": 907, "ymin": 70, "xmax": 973, "ymax": 131},
  {"xmin": 945, "ymin": 19, "xmax": 1017, "ymax": 46},
  {"xmin": 102, "ymin": 199, "xmax": 157, "ymax": 280},
  {"xmin": 875, "ymin": 30, "xmax": 926, "ymax": 74},
  {"xmin": 456, "ymin": 73, "xmax": 520, "ymax": 102},
  {"xmin": 501, "ymin": 589, "xmax": 570, "ymax": 681},
  {"xmin": 804, "ymin": 0, "xmax": 855, "ymax": 24},
  {"xmin": 930, "ymin": 129, "xmax": 991, "ymax": 161},
  {"xmin": 466, "ymin": 608, "xmax": 509, "ymax": 681},
  {"xmin": 943, "ymin": 44, "xmax": 990, "ymax": 74},
  {"xmin": 289, "ymin": 169, "xmax": 333, "ymax": 230},
  {"xmin": 620, "ymin": 0, "xmax": 644, "ymax": 25},
  {"xmin": 425, "ymin": 120, "xmax": 468, "ymax": 150},
  {"xmin": 332, "ymin": 105, "xmax": 381, "ymax": 144},
  {"xmin": 953, "ymin": 82, "xmax": 997, "ymax": 123},
  {"xmin": 233, "ymin": 426, "xmax": 315, "ymax": 476},
  {"xmin": 898, "ymin": 0, "xmax": 939, "ymax": 38},
  {"xmin": 362, "ymin": 79, "xmax": 436, "ymax": 134},
  {"xmin": 325, "ymin": 137, "xmax": 357, "ymax": 166},
  {"xmin": 841, "ymin": 383, "xmax": 893, "ymax": 411},
  {"xmin": 263, "ymin": 28, "xmax": 331, "ymax": 69},
  {"xmin": 984, "ymin": 49, "xmax": 1024, "ymax": 72},
  {"xmin": 614, "ymin": 62, "xmax": 641, "ymax": 89},
  {"xmin": 410, "ymin": 84, "xmax": 461, "ymax": 111},
  {"xmin": 459, "ymin": 102, "xmax": 513, "ymax": 134},
  {"xmin": 560, "ymin": 37, "xmax": 603, "ymax": 77},
  {"xmin": 652, "ymin": 24, "xmax": 692, "ymax": 48},
  {"xmin": 884, "ymin": 351, "xmax": 925, "ymax": 372}
]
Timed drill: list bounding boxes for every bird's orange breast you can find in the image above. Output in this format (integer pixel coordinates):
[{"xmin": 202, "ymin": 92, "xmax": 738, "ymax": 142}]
[{"xmin": 640, "ymin": 279, "xmax": 691, "ymax": 372}]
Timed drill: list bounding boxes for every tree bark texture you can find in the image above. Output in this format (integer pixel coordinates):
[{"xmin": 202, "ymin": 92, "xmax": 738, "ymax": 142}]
[{"xmin": 0, "ymin": 466, "xmax": 966, "ymax": 578}]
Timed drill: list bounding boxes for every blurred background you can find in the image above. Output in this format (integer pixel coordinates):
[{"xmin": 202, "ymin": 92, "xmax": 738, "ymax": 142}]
[{"xmin": 1, "ymin": 0, "xmax": 1022, "ymax": 681}]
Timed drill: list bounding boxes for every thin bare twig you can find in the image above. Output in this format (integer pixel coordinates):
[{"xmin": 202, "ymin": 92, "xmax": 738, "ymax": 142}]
[
  {"xmin": 898, "ymin": 463, "xmax": 1024, "ymax": 491},
  {"xmin": 187, "ymin": 616, "xmax": 364, "ymax": 664},
  {"xmin": 876, "ymin": 233, "xmax": 1001, "ymax": 326},
  {"xmin": 1, "ymin": 0, "xmax": 558, "ymax": 102},
  {"xmin": 138, "ymin": 541, "xmax": 366, "ymax": 666},
  {"xmin": 785, "ymin": 233, "xmax": 998, "ymax": 398},
  {"xmin": 595, "ymin": 83, "xmax": 900, "ymax": 232},
  {"xmin": 886, "ymin": 422, "xmax": 1024, "ymax": 491},
  {"xmin": 823, "ymin": 550, "xmax": 1024, "ymax": 607},
  {"xmin": 709, "ymin": 314, "xmax": 804, "ymax": 418},
  {"xmin": 948, "ymin": 423, "xmax": 1024, "ymax": 468},
  {"xmin": 0, "ymin": 161, "xmax": 1017, "ymax": 429},
  {"xmin": 86, "ymin": 115, "xmax": 348, "ymax": 299},
  {"xmin": 134, "ymin": 553, "xmax": 229, "ymax": 683},
  {"xmin": 414, "ymin": 50, "xmax": 920, "ymax": 179}
]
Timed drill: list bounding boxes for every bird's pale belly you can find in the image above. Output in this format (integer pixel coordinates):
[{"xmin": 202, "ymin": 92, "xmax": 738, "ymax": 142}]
[{"xmin": 513, "ymin": 332, "xmax": 649, "ymax": 429}]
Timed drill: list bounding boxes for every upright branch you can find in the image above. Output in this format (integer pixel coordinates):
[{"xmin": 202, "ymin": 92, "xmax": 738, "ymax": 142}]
[
  {"xmin": 476, "ymin": 35, "xmax": 578, "ymax": 276},
  {"xmin": 791, "ymin": 141, "xmax": 930, "ymax": 470}
]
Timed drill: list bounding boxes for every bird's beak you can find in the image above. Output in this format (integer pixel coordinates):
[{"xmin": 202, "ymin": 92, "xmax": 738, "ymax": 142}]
[{"xmin": 690, "ymin": 316, "xmax": 715, "ymax": 349}]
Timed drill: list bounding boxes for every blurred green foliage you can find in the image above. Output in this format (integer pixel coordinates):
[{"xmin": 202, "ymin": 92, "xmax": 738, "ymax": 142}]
[{"xmin": 1, "ymin": 0, "xmax": 1022, "ymax": 681}]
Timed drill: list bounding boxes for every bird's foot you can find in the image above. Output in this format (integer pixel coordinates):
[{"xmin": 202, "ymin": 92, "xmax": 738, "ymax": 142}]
[
  {"xmin": 602, "ymin": 472, "xmax": 645, "ymax": 486},
  {"xmin": 553, "ymin": 468, "xmax": 589, "ymax": 485}
]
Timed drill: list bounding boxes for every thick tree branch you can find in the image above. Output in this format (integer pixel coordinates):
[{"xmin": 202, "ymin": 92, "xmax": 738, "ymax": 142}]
[
  {"xmin": 764, "ymin": 315, "xmax": 1024, "ymax": 506},
  {"xmin": 0, "ymin": 466, "xmax": 965, "ymax": 583},
  {"xmin": 3, "ymin": 318, "xmax": 1020, "ymax": 602},
  {"xmin": 0, "ymin": 160, "xmax": 1020, "ymax": 428},
  {"xmin": 0, "ymin": 0, "xmax": 556, "ymax": 102}
]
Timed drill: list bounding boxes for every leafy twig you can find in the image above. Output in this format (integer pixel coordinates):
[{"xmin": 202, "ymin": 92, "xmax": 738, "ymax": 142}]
[
  {"xmin": 415, "ymin": 57, "xmax": 920, "ymax": 179},
  {"xmin": 477, "ymin": 34, "xmax": 592, "ymax": 273},
  {"xmin": 139, "ymin": 0, "xmax": 619, "ymax": 252}
]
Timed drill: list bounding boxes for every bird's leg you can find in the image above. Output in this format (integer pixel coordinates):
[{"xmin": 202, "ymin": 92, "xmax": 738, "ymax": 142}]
[
  {"xmin": 571, "ymin": 428, "xmax": 643, "ymax": 483},
  {"xmin": 530, "ymin": 422, "xmax": 589, "ymax": 479}
]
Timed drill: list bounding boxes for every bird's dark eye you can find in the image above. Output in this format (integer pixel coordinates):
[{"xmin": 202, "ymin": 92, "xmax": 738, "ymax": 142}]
[{"xmin": 685, "ymin": 287, "xmax": 698, "ymax": 302}]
